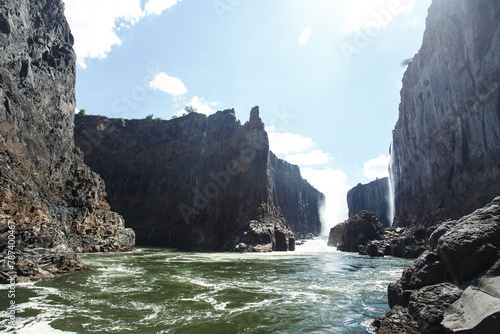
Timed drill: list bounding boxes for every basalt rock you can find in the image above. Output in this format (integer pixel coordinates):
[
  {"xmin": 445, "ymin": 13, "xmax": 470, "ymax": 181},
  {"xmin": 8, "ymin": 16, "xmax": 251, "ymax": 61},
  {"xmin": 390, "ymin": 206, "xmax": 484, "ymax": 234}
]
[
  {"xmin": 390, "ymin": 0, "xmax": 500, "ymax": 229},
  {"xmin": 380, "ymin": 197, "xmax": 500, "ymax": 333},
  {"xmin": 0, "ymin": 0, "xmax": 134, "ymax": 282},
  {"xmin": 74, "ymin": 107, "xmax": 323, "ymax": 251},
  {"xmin": 347, "ymin": 178, "xmax": 391, "ymax": 228},
  {"xmin": 269, "ymin": 152, "xmax": 324, "ymax": 238},
  {"xmin": 327, "ymin": 210, "xmax": 384, "ymax": 252}
]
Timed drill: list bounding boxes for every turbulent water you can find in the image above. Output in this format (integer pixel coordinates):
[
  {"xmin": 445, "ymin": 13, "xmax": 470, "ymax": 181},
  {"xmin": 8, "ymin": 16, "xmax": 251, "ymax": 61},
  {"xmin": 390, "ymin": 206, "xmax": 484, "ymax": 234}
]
[{"xmin": 1, "ymin": 240, "xmax": 410, "ymax": 333}]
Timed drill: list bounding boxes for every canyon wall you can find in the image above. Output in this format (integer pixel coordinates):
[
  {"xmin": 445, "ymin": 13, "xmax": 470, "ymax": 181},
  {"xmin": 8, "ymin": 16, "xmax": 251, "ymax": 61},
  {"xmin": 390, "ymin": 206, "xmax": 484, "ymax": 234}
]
[
  {"xmin": 390, "ymin": 0, "xmax": 500, "ymax": 228},
  {"xmin": 269, "ymin": 152, "xmax": 324, "ymax": 237},
  {"xmin": 0, "ymin": 0, "xmax": 134, "ymax": 280},
  {"xmin": 346, "ymin": 178, "xmax": 391, "ymax": 227},
  {"xmin": 74, "ymin": 108, "xmax": 324, "ymax": 251}
]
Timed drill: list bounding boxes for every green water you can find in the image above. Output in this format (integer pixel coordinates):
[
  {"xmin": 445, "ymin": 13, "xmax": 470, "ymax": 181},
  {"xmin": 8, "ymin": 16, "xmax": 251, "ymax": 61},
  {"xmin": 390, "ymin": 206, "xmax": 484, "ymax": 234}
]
[{"xmin": 1, "ymin": 240, "xmax": 411, "ymax": 333}]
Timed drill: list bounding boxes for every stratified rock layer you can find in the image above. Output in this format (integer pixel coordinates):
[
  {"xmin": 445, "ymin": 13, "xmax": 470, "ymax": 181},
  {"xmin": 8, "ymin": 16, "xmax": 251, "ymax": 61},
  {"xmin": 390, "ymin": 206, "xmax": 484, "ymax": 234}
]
[
  {"xmin": 74, "ymin": 108, "xmax": 323, "ymax": 251},
  {"xmin": 347, "ymin": 178, "xmax": 391, "ymax": 227},
  {"xmin": 390, "ymin": 0, "xmax": 500, "ymax": 228},
  {"xmin": 0, "ymin": 0, "xmax": 134, "ymax": 281}
]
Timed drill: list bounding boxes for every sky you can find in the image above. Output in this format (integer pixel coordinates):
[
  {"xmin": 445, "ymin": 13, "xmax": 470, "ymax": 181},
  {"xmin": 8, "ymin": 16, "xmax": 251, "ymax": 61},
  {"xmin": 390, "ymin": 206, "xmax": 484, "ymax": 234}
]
[{"xmin": 64, "ymin": 0, "xmax": 432, "ymax": 233}]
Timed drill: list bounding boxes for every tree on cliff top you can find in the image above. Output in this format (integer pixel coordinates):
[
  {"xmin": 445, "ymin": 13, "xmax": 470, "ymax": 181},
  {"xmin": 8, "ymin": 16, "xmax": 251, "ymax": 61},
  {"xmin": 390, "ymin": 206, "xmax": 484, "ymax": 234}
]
[{"xmin": 184, "ymin": 105, "xmax": 197, "ymax": 114}]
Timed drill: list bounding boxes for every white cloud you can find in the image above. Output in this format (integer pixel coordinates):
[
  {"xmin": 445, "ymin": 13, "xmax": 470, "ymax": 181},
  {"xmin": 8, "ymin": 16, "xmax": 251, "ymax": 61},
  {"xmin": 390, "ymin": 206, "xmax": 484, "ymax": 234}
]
[
  {"xmin": 174, "ymin": 96, "xmax": 218, "ymax": 117},
  {"xmin": 363, "ymin": 154, "xmax": 390, "ymax": 180},
  {"xmin": 284, "ymin": 149, "xmax": 331, "ymax": 166},
  {"xmin": 266, "ymin": 127, "xmax": 313, "ymax": 155},
  {"xmin": 144, "ymin": 0, "xmax": 180, "ymax": 15},
  {"xmin": 64, "ymin": 0, "xmax": 181, "ymax": 68},
  {"xmin": 149, "ymin": 72, "xmax": 188, "ymax": 96},
  {"xmin": 299, "ymin": 26, "xmax": 312, "ymax": 46},
  {"xmin": 342, "ymin": 0, "xmax": 418, "ymax": 33},
  {"xmin": 300, "ymin": 167, "xmax": 350, "ymax": 234}
]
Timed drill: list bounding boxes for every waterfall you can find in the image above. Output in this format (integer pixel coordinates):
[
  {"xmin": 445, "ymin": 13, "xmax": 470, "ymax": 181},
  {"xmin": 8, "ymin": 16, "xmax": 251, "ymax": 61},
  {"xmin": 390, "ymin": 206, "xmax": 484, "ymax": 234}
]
[{"xmin": 388, "ymin": 141, "xmax": 396, "ymax": 226}]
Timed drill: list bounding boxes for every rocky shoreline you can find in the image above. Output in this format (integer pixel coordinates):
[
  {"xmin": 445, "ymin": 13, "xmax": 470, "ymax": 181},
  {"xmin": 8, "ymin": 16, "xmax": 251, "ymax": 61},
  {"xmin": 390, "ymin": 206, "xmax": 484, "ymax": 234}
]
[
  {"xmin": 328, "ymin": 210, "xmax": 428, "ymax": 259},
  {"xmin": 376, "ymin": 197, "xmax": 500, "ymax": 333}
]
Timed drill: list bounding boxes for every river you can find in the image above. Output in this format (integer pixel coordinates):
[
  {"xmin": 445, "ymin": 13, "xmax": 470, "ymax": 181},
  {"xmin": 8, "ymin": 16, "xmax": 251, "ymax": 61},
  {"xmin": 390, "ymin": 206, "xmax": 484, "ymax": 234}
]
[{"xmin": 1, "ymin": 240, "xmax": 411, "ymax": 333}]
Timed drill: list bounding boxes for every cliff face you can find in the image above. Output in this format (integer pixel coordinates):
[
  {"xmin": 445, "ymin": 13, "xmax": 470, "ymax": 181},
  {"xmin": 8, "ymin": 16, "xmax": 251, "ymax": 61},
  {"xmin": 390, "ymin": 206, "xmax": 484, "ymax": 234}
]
[
  {"xmin": 74, "ymin": 108, "xmax": 323, "ymax": 251},
  {"xmin": 0, "ymin": 0, "xmax": 134, "ymax": 281},
  {"xmin": 269, "ymin": 152, "xmax": 324, "ymax": 237},
  {"xmin": 347, "ymin": 177, "xmax": 391, "ymax": 227},
  {"xmin": 391, "ymin": 0, "xmax": 500, "ymax": 228}
]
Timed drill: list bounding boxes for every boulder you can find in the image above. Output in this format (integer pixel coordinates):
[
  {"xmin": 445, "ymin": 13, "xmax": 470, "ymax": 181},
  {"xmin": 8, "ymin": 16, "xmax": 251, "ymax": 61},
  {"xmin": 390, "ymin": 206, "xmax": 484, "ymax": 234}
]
[
  {"xmin": 327, "ymin": 210, "xmax": 384, "ymax": 252},
  {"xmin": 408, "ymin": 283, "xmax": 463, "ymax": 333},
  {"xmin": 442, "ymin": 276, "xmax": 500, "ymax": 333},
  {"xmin": 380, "ymin": 197, "xmax": 500, "ymax": 333}
]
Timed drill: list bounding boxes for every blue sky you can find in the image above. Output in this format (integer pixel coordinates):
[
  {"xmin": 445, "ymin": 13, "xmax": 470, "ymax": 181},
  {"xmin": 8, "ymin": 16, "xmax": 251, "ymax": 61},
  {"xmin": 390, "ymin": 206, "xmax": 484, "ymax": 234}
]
[{"xmin": 65, "ymin": 0, "xmax": 432, "ymax": 231}]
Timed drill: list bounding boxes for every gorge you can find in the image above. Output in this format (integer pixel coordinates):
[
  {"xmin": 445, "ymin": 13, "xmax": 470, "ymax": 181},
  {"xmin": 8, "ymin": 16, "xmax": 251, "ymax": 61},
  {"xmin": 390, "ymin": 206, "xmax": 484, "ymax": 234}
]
[{"xmin": 1, "ymin": 0, "xmax": 499, "ymax": 333}]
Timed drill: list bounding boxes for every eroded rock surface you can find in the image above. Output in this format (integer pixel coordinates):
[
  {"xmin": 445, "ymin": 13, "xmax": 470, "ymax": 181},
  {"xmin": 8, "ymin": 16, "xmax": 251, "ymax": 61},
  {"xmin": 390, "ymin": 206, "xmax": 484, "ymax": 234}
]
[
  {"xmin": 379, "ymin": 197, "xmax": 500, "ymax": 333},
  {"xmin": 0, "ymin": 0, "xmax": 134, "ymax": 282},
  {"xmin": 390, "ymin": 0, "xmax": 500, "ymax": 229},
  {"xmin": 327, "ymin": 210, "xmax": 384, "ymax": 252}
]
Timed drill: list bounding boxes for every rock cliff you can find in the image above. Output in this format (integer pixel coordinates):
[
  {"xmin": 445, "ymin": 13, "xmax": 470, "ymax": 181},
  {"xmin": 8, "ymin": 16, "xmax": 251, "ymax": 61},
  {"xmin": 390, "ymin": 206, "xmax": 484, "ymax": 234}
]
[
  {"xmin": 74, "ymin": 108, "xmax": 323, "ymax": 251},
  {"xmin": 0, "ymin": 0, "xmax": 134, "ymax": 282},
  {"xmin": 390, "ymin": 0, "xmax": 500, "ymax": 228},
  {"xmin": 347, "ymin": 178, "xmax": 391, "ymax": 227},
  {"xmin": 269, "ymin": 152, "xmax": 324, "ymax": 237}
]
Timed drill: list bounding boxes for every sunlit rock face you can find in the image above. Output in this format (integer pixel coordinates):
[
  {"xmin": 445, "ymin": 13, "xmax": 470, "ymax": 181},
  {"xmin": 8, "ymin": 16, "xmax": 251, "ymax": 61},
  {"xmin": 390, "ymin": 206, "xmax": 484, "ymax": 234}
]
[
  {"xmin": 0, "ymin": 0, "xmax": 134, "ymax": 282},
  {"xmin": 390, "ymin": 0, "xmax": 500, "ymax": 228},
  {"xmin": 74, "ymin": 107, "xmax": 324, "ymax": 251}
]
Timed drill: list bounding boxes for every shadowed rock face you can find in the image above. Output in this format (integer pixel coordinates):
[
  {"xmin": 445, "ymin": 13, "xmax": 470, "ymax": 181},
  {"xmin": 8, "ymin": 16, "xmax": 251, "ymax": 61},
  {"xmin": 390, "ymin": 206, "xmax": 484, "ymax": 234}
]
[
  {"xmin": 390, "ymin": 0, "xmax": 500, "ymax": 228},
  {"xmin": 379, "ymin": 197, "xmax": 500, "ymax": 333},
  {"xmin": 327, "ymin": 210, "xmax": 385, "ymax": 252},
  {"xmin": 0, "ymin": 0, "xmax": 134, "ymax": 281},
  {"xmin": 347, "ymin": 178, "xmax": 391, "ymax": 228},
  {"xmin": 269, "ymin": 152, "xmax": 324, "ymax": 237},
  {"xmin": 74, "ymin": 108, "xmax": 324, "ymax": 251}
]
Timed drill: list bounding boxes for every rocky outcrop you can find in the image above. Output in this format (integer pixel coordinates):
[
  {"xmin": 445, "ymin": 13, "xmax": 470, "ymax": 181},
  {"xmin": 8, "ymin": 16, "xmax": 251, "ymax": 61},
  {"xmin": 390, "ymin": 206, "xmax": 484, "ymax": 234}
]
[
  {"xmin": 74, "ymin": 107, "xmax": 323, "ymax": 251},
  {"xmin": 328, "ymin": 211, "xmax": 427, "ymax": 258},
  {"xmin": 347, "ymin": 177, "xmax": 391, "ymax": 227},
  {"xmin": 0, "ymin": 0, "xmax": 134, "ymax": 282},
  {"xmin": 327, "ymin": 211, "xmax": 384, "ymax": 252},
  {"xmin": 378, "ymin": 197, "xmax": 500, "ymax": 333},
  {"xmin": 269, "ymin": 152, "xmax": 324, "ymax": 238},
  {"xmin": 362, "ymin": 226, "xmax": 428, "ymax": 259},
  {"xmin": 390, "ymin": 0, "xmax": 500, "ymax": 228}
]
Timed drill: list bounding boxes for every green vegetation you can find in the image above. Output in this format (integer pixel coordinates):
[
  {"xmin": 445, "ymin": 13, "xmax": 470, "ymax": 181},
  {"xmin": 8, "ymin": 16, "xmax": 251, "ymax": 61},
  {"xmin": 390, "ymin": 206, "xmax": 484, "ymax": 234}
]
[
  {"xmin": 146, "ymin": 114, "xmax": 154, "ymax": 120},
  {"xmin": 78, "ymin": 109, "xmax": 86, "ymax": 116},
  {"xmin": 184, "ymin": 105, "xmax": 197, "ymax": 114},
  {"xmin": 116, "ymin": 118, "xmax": 126, "ymax": 128},
  {"xmin": 401, "ymin": 57, "xmax": 414, "ymax": 67},
  {"xmin": 154, "ymin": 117, "xmax": 163, "ymax": 124}
]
